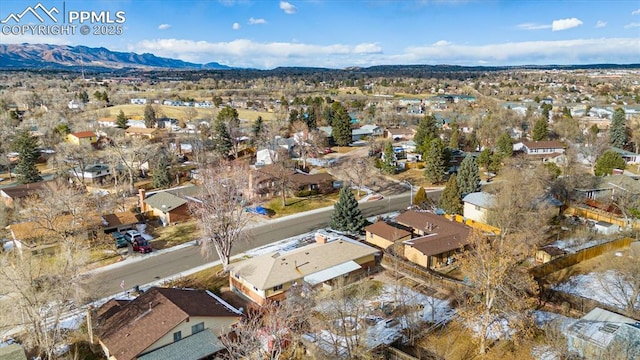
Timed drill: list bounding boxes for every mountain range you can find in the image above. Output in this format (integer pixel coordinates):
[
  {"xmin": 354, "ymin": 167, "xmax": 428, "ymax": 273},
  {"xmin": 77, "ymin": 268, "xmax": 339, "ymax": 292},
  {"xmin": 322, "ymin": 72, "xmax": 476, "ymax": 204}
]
[{"xmin": 0, "ymin": 43, "xmax": 231, "ymax": 71}]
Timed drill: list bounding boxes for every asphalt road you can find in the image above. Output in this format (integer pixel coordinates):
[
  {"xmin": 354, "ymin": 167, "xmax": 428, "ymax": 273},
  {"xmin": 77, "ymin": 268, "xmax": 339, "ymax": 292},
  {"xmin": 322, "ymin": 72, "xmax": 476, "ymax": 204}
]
[{"xmin": 86, "ymin": 190, "xmax": 441, "ymax": 299}]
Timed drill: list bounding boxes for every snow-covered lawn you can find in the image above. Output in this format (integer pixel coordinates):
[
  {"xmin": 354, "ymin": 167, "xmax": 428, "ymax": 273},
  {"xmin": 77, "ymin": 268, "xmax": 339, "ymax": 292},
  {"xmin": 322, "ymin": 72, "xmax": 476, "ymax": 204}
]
[
  {"xmin": 550, "ymin": 237, "xmax": 610, "ymax": 253},
  {"xmin": 553, "ymin": 270, "xmax": 638, "ymax": 311},
  {"xmin": 304, "ymin": 283, "xmax": 454, "ymax": 357}
]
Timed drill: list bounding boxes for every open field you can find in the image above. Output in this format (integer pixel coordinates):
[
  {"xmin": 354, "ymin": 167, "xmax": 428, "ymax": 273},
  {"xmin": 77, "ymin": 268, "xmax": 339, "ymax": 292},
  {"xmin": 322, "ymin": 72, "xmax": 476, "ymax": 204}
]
[{"xmin": 86, "ymin": 104, "xmax": 276, "ymax": 122}]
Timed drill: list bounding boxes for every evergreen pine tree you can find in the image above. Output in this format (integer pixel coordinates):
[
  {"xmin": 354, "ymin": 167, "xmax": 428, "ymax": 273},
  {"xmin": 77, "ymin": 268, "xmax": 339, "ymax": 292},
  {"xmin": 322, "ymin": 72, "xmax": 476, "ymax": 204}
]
[
  {"xmin": 532, "ymin": 118, "xmax": 548, "ymax": 141},
  {"xmin": 213, "ymin": 118, "xmax": 232, "ymax": 158},
  {"xmin": 477, "ymin": 148, "xmax": 492, "ymax": 169},
  {"xmin": 331, "ymin": 102, "xmax": 352, "ymax": 146},
  {"xmin": 329, "ymin": 186, "xmax": 366, "ymax": 234},
  {"xmin": 449, "ymin": 123, "xmax": 460, "ymax": 149},
  {"xmin": 250, "ymin": 116, "xmax": 263, "ymax": 146},
  {"xmin": 414, "ymin": 114, "xmax": 439, "ymax": 154},
  {"xmin": 152, "ymin": 153, "xmax": 172, "ymax": 189},
  {"xmin": 438, "ymin": 175, "xmax": 463, "ymax": 215},
  {"xmin": 609, "ymin": 108, "xmax": 627, "ymax": 148},
  {"xmin": 144, "ymin": 104, "xmax": 156, "ymax": 128},
  {"xmin": 116, "ymin": 110, "xmax": 128, "ymax": 128},
  {"xmin": 381, "ymin": 142, "xmax": 396, "ymax": 174},
  {"xmin": 496, "ymin": 132, "xmax": 513, "ymax": 158},
  {"xmin": 458, "ymin": 154, "xmax": 481, "ymax": 195},
  {"xmin": 413, "ymin": 186, "xmax": 427, "ymax": 207},
  {"xmin": 423, "ymin": 138, "xmax": 447, "ymax": 184},
  {"xmin": 12, "ymin": 129, "xmax": 42, "ymax": 184},
  {"xmin": 594, "ymin": 150, "xmax": 626, "ymax": 176}
]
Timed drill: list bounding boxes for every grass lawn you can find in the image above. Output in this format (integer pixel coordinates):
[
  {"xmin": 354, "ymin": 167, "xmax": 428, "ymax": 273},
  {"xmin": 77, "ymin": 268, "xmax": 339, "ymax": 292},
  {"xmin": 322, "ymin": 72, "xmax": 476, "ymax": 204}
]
[
  {"xmin": 148, "ymin": 220, "xmax": 201, "ymax": 249},
  {"xmin": 164, "ymin": 263, "xmax": 227, "ymax": 294},
  {"xmin": 262, "ymin": 193, "xmax": 339, "ymax": 218}
]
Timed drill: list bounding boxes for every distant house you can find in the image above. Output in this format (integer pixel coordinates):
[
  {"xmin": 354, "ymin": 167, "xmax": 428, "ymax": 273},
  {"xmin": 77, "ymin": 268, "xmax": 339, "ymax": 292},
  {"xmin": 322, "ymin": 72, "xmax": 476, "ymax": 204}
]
[
  {"xmin": 98, "ymin": 117, "xmax": 117, "ymax": 128},
  {"xmin": 462, "ymin": 192, "xmax": 495, "ymax": 224},
  {"xmin": 566, "ymin": 307, "xmax": 640, "ymax": 359},
  {"xmin": 359, "ymin": 124, "xmax": 384, "ymax": 137},
  {"xmin": 386, "ymin": 127, "xmax": 415, "ymax": 141},
  {"xmin": 68, "ymin": 99, "xmax": 84, "ymax": 110},
  {"xmin": 139, "ymin": 189, "xmax": 190, "ymax": 225},
  {"xmin": 67, "ymin": 131, "xmax": 97, "ymax": 146},
  {"xmin": 130, "ymin": 98, "xmax": 147, "ymax": 105},
  {"xmin": 247, "ymin": 165, "xmax": 336, "ymax": 200},
  {"xmin": 95, "ymin": 287, "xmax": 242, "ymax": 360},
  {"xmin": 394, "ymin": 210, "xmax": 471, "ymax": 269},
  {"xmin": 125, "ymin": 127, "xmax": 164, "ymax": 140},
  {"xmin": 70, "ymin": 164, "xmax": 111, "ymax": 184},
  {"xmin": 229, "ymin": 230, "xmax": 380, "ymax": 306},
  {"xmin": 514, "ymin": 140, "xmax": 566, "ymax": 163},
  {"xmin": 610, "ymin": 147, "xmax": 640, "ymax": 164}
]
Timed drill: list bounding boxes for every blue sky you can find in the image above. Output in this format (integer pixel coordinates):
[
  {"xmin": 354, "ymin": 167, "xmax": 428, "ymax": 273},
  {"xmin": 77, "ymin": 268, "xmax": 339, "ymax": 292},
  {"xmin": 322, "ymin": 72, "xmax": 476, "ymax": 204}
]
[{"xmin": 1, "ymin": 0, "xmax": 639, "ymax": 68}]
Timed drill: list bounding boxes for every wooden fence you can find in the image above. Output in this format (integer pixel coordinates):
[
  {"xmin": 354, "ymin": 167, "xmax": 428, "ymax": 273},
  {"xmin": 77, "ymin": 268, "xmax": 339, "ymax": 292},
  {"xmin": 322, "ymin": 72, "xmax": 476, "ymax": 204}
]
[
  {"xmin": 444, "ymin": 214, "xmax": 501, "ymax": 235},
  {"xmin": 565, "ymin": 206, "xmax": 640, "ymax": 230},
  {"xmin": 531, "ymin": 237, "xmax": 633, "ymax": 278},
  {"xmin": 385, "ymin": 347, "xmax": 420, "ymax": 360},
  {"xmin": 380, "ymin": 252, "xmax": 467, "ymax": 294},
  {"xmin": 540, "ymin": 287, "xmax": 638, "ymax": 319}
]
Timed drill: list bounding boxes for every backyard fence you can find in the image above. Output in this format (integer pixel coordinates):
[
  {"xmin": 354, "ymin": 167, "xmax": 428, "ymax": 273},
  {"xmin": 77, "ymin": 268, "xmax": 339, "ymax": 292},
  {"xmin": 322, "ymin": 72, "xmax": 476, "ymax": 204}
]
[
  {"xmin": 531, "ymin": 237, "xmax": 633, "ymax": 279},
  {"xmin": 380, "ymin": 252, "xmax": 467, "ymax": 294}
]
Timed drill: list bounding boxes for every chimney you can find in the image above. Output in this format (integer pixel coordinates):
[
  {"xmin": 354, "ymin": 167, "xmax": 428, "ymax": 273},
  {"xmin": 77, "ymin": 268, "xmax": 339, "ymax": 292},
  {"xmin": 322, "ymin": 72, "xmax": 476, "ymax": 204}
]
[
  {"xmin": 315, "ymin": 232, "xmax": 327, "ymax": 244},
  {"xmin": 138, "ymin": 188, "xmax": 146, "ymax": 212}
]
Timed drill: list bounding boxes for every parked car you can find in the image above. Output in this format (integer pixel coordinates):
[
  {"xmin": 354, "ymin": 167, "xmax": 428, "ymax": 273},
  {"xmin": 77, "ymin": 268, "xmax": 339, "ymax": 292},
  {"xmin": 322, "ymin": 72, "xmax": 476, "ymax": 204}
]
[
  {"xmin": 123, "ymin": 230, "xmax": 142, "ymax": 242},
  {"xmin": 112, "ymin": 232, "xmax": 128, "ymax": 248},
  {"xmin": 245, "ymin": 205, "xmax": 268, "ymax": 216},
  {"xmin": 131, "ymin": 237, "xmax": 152, "ymax": 253}
]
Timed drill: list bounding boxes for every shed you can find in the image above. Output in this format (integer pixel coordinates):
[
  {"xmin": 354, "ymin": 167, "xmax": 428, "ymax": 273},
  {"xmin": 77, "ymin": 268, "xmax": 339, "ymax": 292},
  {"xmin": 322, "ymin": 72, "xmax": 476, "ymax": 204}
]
[{"xmin": 593, "ymin": 221, "xmax": 621, "ymax": 235}]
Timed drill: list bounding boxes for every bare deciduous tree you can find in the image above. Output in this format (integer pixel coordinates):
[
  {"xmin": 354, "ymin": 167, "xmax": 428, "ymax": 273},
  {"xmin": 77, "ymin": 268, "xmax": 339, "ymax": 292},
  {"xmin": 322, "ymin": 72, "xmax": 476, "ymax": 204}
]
[
  {"xmin": 596, "ymin": 247, "xmax": 640, "ymax": 316},
  {"xmin": 190, "ymin": 161, "xmax": 251, "ymax": 270}
]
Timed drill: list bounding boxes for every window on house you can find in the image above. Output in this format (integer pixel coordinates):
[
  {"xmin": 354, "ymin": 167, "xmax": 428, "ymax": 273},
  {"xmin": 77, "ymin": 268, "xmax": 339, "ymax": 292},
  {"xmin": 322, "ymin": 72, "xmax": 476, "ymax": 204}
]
[
  {"xmin": 234, "ymin": 273, "xmax": 240, "ymax": 279},
  {"xmin": 475, "ymin": 205, "xmax": 481, "ymax": 211},
  {"xmin": 173, "ymin": 331, "xmax": 182, "ymax": 342},
  {"xmin": 191, "ymin": 322, "xmax": 204, "ymax": 335},
  {"xmin": 273, "ymin": 284, "xmax": 283, "ymax": 291}
]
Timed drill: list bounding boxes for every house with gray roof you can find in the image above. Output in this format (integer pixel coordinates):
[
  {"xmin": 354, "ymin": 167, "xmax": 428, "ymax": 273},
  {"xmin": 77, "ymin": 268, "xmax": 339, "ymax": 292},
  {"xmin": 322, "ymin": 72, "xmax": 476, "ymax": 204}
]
[
  {"xmin": 566, "ymin": 307, "xmax": 640, "ymax": 359},
  {"xmin": 139, "ymin": 189, "xmax": 190, "ymax": 225},
  {"xmin": 462, "ymin": 192, "xmax": 495, "ymax": 224},
  {"xmin": 229, "ymin": 230, "xmax": 380, "ymax": 306}
]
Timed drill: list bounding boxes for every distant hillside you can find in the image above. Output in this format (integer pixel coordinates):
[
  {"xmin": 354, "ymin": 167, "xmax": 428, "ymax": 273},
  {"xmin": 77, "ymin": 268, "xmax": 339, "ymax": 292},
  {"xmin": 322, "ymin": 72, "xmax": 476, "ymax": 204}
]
[{"xmin": 0, "ymin": 43, "xmax": 232, "ymax": 71}]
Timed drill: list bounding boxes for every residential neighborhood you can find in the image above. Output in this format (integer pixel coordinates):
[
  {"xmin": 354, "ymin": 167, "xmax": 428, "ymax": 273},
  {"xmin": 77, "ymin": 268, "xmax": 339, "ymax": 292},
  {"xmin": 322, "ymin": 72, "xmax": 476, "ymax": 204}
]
[{"xmin": 1, "ymin": 15, "xmax": 640, "ymax": 359}]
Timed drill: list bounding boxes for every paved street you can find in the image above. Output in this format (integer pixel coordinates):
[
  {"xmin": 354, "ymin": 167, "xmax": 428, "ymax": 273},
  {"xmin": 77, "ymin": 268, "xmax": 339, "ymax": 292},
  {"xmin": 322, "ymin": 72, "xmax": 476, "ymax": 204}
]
[{"xmin": 86, "ymin": 189, "xmax": 441, "ymax": 300}]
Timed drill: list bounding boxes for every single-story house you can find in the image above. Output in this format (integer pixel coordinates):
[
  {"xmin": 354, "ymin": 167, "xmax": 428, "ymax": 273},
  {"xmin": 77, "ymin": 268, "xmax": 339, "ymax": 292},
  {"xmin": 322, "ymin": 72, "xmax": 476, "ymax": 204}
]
[
  {"xmin": 229, "ymin": 230, "xmax": 380, "ymax": 306},
  {"xmin": 514, "ymin": 140, "xmax": 566, "ymax": 162},
  {"xmin": 386, "ymin": 128, "xmax": 415, "ymax": 141},
  {"xmin": 247, "ymin": 165, "xmax": 337, "ymax": 200},
  {"xmin": 610, "ymin": 147, "xmax": 640, "ymax": 164},
  {"xmin": 125, "ymin": 127, "xmax": 165, "ymax": 140},
  {"xmin": 139, "ymin": 189, "xmax": 190, "ymax": 225},
  {"xmin": 8, "ymin": 214, "xmax": 102, "ymax": 255},
  {"xmin": 364, "ymin": 221, "xmax": 412, "ymax": 252},
  {"xmin": 566, "ymin": 307, "xmax": 640, "ymax": 359},
  {"xmin": 394, "ymin": 210, "xmax": 471, "ymax": 269},
  {"xmin": 0, "ymin": 180, "xmax": 53, "ymax": 208},
  {"xmin": 70, "ymin": 164, "xmax": 111, "ymax": 184},
  {"xmin": 67, "ymin": 131, "xmax": 97, "ymax": 146},
  {"xmin": 101, "ymin": 211, "xmax": 142, "ymax": 233},
  {"xmin": 462, "ymin": 192, "xmax": 495, "ymax": 224},
  {"xmin": 95, "ymin": 287, "xmax": 242, "ymax": 360},
  {"xmin": 359, "ymin": 124, "xmax": 384, "ymax": 137}
]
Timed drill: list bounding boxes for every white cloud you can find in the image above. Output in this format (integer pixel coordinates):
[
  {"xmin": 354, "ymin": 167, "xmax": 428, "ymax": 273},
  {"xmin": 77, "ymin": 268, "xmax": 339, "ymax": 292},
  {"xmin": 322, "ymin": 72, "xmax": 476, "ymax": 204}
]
[
  {"xmin": 248, "ymin": 17, "xmax": 267, "ymax": 25},
  {"xmin": 280, "ymin": 1, "xmax": 297, "ymax": 14},
  {"xmin": 517, "ymin": 23, "xmax": 552, "ymax": 30},
  {"xmin": 232, "ymin": 22, "xmax": 241, "ymax": 30},
  {"xmin": 595, "ymin": 20, "xmax": 607, "ymax": 28},
  {"xmin": 552, "ymin": 17, "xmax": 583, "ymax": 31},
  {"xmin": 432, "ymin": 40, "xmax": 452, "ymax": 46},
  {"xmin": 632, "ymin": 9, "xmax": 640, "ymax": 15},
  {"xmin": 158, "ymin": 24, "xmax": 171, "ymax": 30},
  {"xmin": 128, "ymin": 37, "xmax": 640, "ymax": 69},
  {"xmin": 625, "ymin": 22, "xmax": 640, "ymax": 29}
]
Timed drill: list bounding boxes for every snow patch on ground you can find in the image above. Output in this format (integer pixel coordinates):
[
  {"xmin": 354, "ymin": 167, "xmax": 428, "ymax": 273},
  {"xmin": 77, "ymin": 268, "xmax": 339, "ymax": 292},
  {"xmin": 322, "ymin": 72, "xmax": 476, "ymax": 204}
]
[
  {"xmin": 553, "ymin": 271, "xmax": 637, "ymax": 310},
  {"xmin": 550, "ymin": 237, "xmax": 610, "ymax": 253}
]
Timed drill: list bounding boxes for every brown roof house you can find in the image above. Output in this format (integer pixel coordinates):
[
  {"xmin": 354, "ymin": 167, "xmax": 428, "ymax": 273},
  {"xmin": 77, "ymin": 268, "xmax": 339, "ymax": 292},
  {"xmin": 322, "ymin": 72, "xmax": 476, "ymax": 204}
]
[
  {"xmin": 394, "ymin": 210, "xmax": 471, "ymax": 269},
  {"xmin": 0, "ymin": 180, "xmax": 54, "ymax": 208},
  {"xmin": 101, "ymin": 211, "xmax": 142, "ymax": 233},
  {"xmin": 229, "ymin": 230, "xmax": 380, "ymax": 306},
  {"xmin": 514, "ymin": 140, "xmax": 566, "ymax": 163},
  {"xmin": 364, "ymin": 221, "xmax": 412, "ymax": 253},
  {"xmin": 95, "ymin": 287, "xmax": 242, "ymax": 360},
  {"xmin": 247, "ymin": 165, "xmax": 337, "ymax": 200}
]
